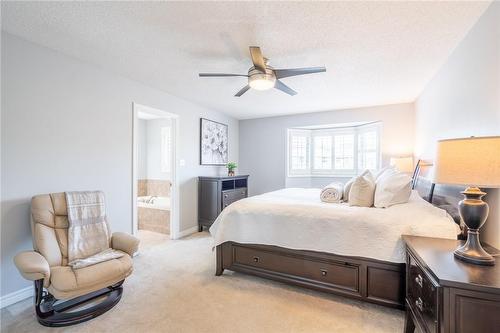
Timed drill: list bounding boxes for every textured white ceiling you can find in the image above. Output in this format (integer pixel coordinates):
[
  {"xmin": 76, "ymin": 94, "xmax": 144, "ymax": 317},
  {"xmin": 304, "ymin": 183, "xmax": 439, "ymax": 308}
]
[{"xmin": 1, "ymin": 1, "xmax": 490, "ymax": 119}]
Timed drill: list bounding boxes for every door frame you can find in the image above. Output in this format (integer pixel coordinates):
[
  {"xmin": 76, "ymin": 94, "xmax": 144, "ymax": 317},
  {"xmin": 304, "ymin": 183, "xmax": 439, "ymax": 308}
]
[{"xmin": 132, "ymin": 102, "xmax": 180, "ymax": 239}]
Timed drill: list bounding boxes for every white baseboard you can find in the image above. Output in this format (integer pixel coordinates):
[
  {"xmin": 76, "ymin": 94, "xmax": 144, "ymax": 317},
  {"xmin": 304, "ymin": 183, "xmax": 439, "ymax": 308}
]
[
  {"xmin": 176, "ymin": 226, "xmax": 199, "ymax": 239},
  {"xmin": 0, "ymin": 286, "xmax": 33, "ymax": 309}
]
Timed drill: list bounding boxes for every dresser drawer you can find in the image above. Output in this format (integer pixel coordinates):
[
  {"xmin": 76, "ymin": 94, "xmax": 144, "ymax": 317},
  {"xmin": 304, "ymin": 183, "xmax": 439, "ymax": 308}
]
[
  {"xmin": 233, "ymin": 245, "xmax": 360, "ymax": 293},
  {"xmin": 407, "ymin": 253, "xmax": 439, "ymax": 333},
  {"xmin": 222, "ymin": 189, "xmax": 247, "ymax": 209}
]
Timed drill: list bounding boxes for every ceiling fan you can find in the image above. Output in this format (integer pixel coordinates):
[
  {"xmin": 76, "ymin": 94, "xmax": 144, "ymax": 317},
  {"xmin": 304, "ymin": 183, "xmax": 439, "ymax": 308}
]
[{"xmin": 199, "ymin": 46, "xmax": 326, "ymax": 97}]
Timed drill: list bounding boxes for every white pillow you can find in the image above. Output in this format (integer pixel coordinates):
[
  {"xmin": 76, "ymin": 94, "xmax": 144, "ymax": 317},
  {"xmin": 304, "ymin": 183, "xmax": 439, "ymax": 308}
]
[
  {"xmin": 374, "ymin": 169, "xmax": 412, "ymax": 208},
  {"xmin": 343, "ymin": 177, "xmax": 355, "ymax": 202},
  {"xmin": 348, "ymin": 174, "xmax": 375, "ymax": 207},
  {"xmin": 374, "ymin": 166, "xmax": 395, "ymax": 182},
  {"xmin": 360, "ymin": 169, "xmax": 375, "ymax": 182}
]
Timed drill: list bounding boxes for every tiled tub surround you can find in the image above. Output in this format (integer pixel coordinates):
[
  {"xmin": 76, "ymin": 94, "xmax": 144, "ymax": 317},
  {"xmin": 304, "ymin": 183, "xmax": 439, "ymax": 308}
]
[
  {"xmin": 138, "ymin": 206, "xmax": 170, "ymax": 234},
  {"xmin": 138, "ymin": 179, "xmax": 171, "ymax": 197},
  {"xmin": 138, "ymin": 180, "xmax": 171, "ymax": 234}
]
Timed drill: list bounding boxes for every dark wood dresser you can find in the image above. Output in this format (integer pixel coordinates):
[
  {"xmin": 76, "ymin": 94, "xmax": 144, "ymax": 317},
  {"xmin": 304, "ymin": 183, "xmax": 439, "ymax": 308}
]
[
  {"xmin": 403, "ymin": 235, "xmax": 500, "ymax": 333},
  {"xmin": 198, "ymin": 175, "xmax": 249, "ymax": 231}
]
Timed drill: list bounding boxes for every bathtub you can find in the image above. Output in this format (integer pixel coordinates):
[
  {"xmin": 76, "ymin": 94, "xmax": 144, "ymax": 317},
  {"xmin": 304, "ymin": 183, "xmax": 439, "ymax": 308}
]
[
  {"xmin": 137, "ymin": 196, "xmax": 170, "ymax": 234},
  {"xmin": 137, "ymin": 196, "xmax": 170, "ymax": 210}
]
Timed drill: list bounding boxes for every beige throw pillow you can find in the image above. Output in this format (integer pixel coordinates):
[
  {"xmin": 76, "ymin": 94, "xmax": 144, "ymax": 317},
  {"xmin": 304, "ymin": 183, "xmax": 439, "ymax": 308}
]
[
  {"xmin": 344, "ymin": 170, "xmax": 374, "ymax": 203},
  {"xmin": 348, "ymin": 174, "xmax": 375, "ymax": 207},
  {"xmin": 343, "ymin": 177, "xmax": 355, "ymax": 202}
]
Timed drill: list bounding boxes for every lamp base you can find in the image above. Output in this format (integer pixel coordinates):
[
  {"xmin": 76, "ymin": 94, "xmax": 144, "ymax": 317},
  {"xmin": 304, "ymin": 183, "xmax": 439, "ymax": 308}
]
[{"xmin": 454, "ymin": 230, "xmax": 495, "ymax": 266}]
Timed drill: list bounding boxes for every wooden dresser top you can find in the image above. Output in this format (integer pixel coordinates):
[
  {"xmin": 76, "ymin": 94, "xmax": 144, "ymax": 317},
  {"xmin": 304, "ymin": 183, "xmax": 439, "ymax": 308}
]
[
  {"xmin": 403, "ymin": 235, "xmax": 500, "ymax": 292},
  {"xmin": 198, "ymin": 175, "xmax": 249, "ymax": 181}
]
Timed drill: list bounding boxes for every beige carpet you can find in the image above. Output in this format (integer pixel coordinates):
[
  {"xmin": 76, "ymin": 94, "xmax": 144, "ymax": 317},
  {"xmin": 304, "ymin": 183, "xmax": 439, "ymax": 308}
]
[{"xmin": 1, "ymin": 231, "xmax": 404, "ymax": 333}]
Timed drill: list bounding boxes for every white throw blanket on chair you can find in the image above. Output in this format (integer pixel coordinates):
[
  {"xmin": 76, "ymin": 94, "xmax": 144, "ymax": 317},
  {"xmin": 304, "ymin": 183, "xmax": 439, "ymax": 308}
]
[
  {"xmin": 320, "ymin": 182, "xmax": 344, "ymax": 203},
  {"xmin": 66, "ymin": 191, "xmax": 123, "ymax": 269}
]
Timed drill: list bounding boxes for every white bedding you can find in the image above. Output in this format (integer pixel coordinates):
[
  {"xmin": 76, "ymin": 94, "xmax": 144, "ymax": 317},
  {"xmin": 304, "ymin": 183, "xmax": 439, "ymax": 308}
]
[{"xmin": 209, "ymin": 188, "xmax": 459, "ymax": 263}]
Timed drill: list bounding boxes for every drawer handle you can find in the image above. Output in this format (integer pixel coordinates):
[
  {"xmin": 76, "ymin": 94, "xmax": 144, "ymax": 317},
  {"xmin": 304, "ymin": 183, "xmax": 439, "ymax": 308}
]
[
  {"xmin": 415, "ymin": 274, "xmax": 423, "ymax": 288},
  {"xmin": 253, "ymin": 256, "xmax": 260, "ymax": 263},
  {"xmin": 415, "ymin": 297, "xmax": 423, "ymax": 312},
  {"xmin": 224, "ymin": 194, "xmax": 228, "ymax": 198},
  {"xmin": 320, "ymin": 269, "xmax": 328, "ymax": 276}
]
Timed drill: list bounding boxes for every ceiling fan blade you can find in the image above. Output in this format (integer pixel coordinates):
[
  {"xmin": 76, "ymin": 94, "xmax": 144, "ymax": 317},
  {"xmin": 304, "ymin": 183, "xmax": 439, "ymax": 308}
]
[
  {"xmin": 199, "ymin": 73, "xmax": 248, "ymax": 77},
  {"xmin": 249, "ymin": 46, "xmax": 267, "ymax": 73},
  {"xmin": 274, "ymin": 67, "xmax": 326, "ymax": 79},
  {"xmin": 235, "ymin": 85, "xmax": 251, "ymax": 97},
  {"xmin": 274, "ymin": 80, "xmax": 297, "ymax": 96}
]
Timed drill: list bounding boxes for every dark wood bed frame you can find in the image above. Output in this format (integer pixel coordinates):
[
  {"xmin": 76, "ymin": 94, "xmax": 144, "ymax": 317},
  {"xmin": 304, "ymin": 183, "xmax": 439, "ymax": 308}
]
[{"xmin": 215, "ymin": 171, "xmax": 467, "ymax": 310}]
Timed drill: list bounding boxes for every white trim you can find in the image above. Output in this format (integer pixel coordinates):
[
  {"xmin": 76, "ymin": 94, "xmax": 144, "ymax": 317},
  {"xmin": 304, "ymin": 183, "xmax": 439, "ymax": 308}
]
[
  {"xmin": 132, "ymin": 103, "xmax": 180, "ymax": 240},
  {"xmin": 176, "ymin": 226, "xmax": 199, "ymax": 239},
  {"xmin": 287, "ymin": 122, "xmax": 382, "ymax": 177},
  {"xmin": 0, "ymin": 286, "xmax": 33, "ymax": 309}
]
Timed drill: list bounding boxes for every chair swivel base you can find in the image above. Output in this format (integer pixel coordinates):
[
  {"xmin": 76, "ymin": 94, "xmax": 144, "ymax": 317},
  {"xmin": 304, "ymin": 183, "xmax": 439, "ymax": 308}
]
[{"xmin": 34, "ymin": 279, "xmax": 124, "ymax": 327}]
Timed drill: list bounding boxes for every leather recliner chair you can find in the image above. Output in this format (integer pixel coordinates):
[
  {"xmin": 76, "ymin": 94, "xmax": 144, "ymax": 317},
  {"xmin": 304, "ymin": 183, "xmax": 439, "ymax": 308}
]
[{"xmin": 14, "ymin": 192, "xmax": 139, "ymax": 327}]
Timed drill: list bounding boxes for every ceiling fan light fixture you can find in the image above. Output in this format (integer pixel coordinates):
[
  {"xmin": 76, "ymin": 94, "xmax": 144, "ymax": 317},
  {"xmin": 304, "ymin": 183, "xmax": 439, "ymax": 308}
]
[
  {"xmin": 248, "ymin": 73, "xmax": 276, "ymax": 90},
  {"xmin": 199, "ymin": 46, "xmax": 326, "ymax": 96}
]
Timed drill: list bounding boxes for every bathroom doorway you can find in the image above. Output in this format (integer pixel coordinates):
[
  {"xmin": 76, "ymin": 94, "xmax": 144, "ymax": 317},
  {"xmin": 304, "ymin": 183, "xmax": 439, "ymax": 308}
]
[{"xmin": 132, "ymin": 103, "xmax": 179, "ymax": 239}]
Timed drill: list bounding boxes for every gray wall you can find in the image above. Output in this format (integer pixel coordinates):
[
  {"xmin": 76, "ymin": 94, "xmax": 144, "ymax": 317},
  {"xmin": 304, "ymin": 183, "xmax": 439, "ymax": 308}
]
[
  {"xmin": 1, "ymin": 33, "xmax": 238, "ymax": 297},
  {"xmin": 415, "ymin": 3, "xmax": 500, "ymax": 247},
  {"xmin": 239, "ymin": 103, "xmax": 415, "ymax": 196}
]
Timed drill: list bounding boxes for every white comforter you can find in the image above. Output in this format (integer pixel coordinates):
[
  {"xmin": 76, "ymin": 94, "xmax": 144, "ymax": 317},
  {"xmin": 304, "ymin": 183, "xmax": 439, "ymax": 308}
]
[{"xmin": 209, "ymin": 188, "xmax": 459, "ymax": 263}]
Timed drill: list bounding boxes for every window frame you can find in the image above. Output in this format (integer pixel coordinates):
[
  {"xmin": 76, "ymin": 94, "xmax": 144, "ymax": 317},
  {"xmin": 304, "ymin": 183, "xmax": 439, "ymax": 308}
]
[
  {"xmin": 287, "ymin": 123, "xmax": 381, "ymax": 177},
  {"xmin": 357, "ymin": 123, "xmax": 382, "ymax": 173},
  {"xmin": 311, "ymin": 129, "xmax": 334, "ymax": 175},
  {"xmin": 287, "ymin": 129, "xmax": 311, "ymax": 176}
]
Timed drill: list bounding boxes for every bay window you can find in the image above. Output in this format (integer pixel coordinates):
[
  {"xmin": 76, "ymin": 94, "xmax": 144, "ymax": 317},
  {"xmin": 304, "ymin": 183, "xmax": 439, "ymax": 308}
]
[{"xmin": 288, "ymin": 122, "xmax": 381, "ymax": 176}]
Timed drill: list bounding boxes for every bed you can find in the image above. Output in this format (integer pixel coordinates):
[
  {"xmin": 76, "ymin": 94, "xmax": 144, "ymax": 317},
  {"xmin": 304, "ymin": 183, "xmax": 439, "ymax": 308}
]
[{"xmin": 209, "ymin": 177, "xmax": 463, "ymax": 309}]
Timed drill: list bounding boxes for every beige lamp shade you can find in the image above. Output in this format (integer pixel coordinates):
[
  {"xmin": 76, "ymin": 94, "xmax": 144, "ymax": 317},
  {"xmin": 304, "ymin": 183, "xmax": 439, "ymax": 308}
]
[
  {"xmin": 390, "ymin": 156, "xmax": 414, "ymax": 173},
  {"xmin": 434, "ymin": 136, "xmax": 500, "ymax": 188}
]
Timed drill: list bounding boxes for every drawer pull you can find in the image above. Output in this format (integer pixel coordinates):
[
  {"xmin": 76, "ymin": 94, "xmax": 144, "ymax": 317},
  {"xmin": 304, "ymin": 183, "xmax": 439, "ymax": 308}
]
[
  {"xmin": 320, "ymin": 269, "xmax": 328, "ymax": 276},
  {"xmin": 415, "ymin": 297, "xmax": 423, "ymax": 312},
  {"xmin": 415, "ymin": 274, "xmax": 423, "ymax": 288},
  {"xmin": 253, "ymin": 256, "xmax": 260, "ymax": 263},
  {"xmin": 224, "ymin": 194, "xmax": 228, "ymax": 198}
]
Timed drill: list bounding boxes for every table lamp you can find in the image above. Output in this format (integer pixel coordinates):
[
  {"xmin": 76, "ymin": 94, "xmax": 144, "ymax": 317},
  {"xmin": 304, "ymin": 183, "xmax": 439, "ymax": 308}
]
[
  {"xmin": 434, "ymin": 136, "xmax": 500, "ymax": 265},
  {"xmin": 390, "ymin": 156, "xmax": 414, "ymax": 173}
]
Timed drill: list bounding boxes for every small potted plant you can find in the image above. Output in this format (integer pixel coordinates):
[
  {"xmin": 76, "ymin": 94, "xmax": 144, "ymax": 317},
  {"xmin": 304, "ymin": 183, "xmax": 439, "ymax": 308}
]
[{"xmin": 227, "ymin": 162, "xmax": 237, "ymax": 176}]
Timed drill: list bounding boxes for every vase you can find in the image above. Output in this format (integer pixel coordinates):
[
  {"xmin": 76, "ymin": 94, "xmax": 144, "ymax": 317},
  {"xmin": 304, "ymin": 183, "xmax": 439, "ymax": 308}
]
[{"xmin": 228, "ymin": 170, "xmax": 235, "ymax": 176}]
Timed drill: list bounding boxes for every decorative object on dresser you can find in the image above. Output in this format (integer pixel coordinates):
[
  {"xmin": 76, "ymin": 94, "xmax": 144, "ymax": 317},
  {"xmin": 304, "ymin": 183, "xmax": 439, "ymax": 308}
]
[
  {"xmin": 198, "ymin": 175, "xmax": 249, "ymax": 231},
  {"xmin": 226, "ymin": 162, "xmax": 237, "ymax": 176},
  {"xmin": 434, "ymin": 136, "xmax": 500, "ymax": 265},
  {"xmin": 403, "ymin": 235, "xmax": 500, "ymax": 333},
  {"xmin": 200, "ymin": 118, "xmax": 228, "ymax": 165}
]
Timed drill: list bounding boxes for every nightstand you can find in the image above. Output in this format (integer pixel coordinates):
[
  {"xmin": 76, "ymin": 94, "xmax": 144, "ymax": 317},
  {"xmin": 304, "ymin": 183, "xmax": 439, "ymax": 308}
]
[{"xmin": 402, "ymin": 235, "xmax": 500, "ymax": 333}]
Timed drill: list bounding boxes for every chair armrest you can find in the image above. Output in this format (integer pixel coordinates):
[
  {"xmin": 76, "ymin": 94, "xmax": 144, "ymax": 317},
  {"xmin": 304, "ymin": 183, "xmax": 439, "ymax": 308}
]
[
  {"xmin": 14, "ymin": 251, "xmax": 50, "ymax": 286},
  {"xmin": 111, "ymin": 232, "xmax": 139, "ymax": 256}
]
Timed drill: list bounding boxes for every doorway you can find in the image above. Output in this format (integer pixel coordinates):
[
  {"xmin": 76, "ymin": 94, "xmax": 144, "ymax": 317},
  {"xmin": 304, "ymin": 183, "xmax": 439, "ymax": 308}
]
[{"xmin": 132, "ymin": 103, "xmax": 179, "ymax": 239}]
